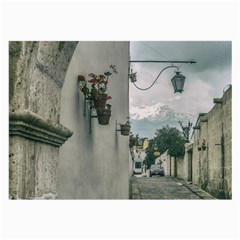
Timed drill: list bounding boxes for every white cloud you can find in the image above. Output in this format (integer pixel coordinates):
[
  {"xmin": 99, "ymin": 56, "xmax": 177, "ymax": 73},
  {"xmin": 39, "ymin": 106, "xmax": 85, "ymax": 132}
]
[{"xmin": 130, "ymin": 41, "xmax": 231, "ymax": 118}]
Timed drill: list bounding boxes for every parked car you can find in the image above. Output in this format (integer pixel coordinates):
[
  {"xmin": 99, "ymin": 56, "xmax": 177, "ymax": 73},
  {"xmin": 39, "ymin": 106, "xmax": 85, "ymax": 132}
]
[{"xmin": 149, "ymin": 164, "xmax": 164, "ymax": 177}]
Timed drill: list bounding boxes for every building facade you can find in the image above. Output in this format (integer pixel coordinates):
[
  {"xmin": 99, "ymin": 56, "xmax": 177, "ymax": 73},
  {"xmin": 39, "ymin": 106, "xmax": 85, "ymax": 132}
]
[
  {"xmin": 57, "ymin": 42, "xmax": 130, "ymax": 199},
  {"xmin": 9, "ymin": 41, "xmax": 130, "ymax": 199},
  {"xmin": 158, "ymin": 86, "xmax": 232, "ymax": 199},
  {"xmin": 190, "ymin": 86, "xmax": 232, "ymax": 199}
]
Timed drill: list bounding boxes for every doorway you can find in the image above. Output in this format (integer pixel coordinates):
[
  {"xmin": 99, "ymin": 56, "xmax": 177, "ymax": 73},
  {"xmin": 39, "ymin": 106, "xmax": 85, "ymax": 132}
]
[{"xmin": 188, "ymin": 150, "xmax": 193, "ymax": 182}]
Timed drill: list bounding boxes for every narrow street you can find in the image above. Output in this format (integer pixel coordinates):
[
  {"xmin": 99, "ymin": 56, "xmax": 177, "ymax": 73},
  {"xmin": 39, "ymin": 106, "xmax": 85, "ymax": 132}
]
[{"xmin": 130, "ymin": 176, "xmax": 215, "ymax": 200}]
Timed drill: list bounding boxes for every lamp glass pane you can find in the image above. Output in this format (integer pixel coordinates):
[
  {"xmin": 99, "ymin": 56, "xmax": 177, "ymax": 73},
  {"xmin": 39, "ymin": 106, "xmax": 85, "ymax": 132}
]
[
  {"xmin": 176, "ymin": 78, "xmax": 184, "ymax": 90},
  {"xmin": 171, "ymin": 78, "xmax": 177, "ymax": 91},
  {"xmin": 171, "ymin": 73, "xmax": 185, "ymax": 93}
]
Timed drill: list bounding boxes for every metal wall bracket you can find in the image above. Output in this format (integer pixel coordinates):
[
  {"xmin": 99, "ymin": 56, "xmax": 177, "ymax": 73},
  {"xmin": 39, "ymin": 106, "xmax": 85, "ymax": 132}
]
[
  {"xmin": 82, "ymin": 95, "xmax": 97, "ymax": 134},
  {"xmin": 89, "ymin": 107, "xmax": 97, "ymax": 134},
  {"xmin": 84, "ymin": 95, "xmax": 92, "ymax": 117},
  {"xmin": 116, "ymin": 120, "xmax": 121, "ymax": 132}
]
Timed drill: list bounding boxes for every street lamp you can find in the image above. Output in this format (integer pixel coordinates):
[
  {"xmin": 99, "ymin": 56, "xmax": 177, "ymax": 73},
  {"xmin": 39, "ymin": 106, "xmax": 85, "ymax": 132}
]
[
  {"xmin": 171, "ymin": 71, "xmax": 185, "ymax": 93},
  {"xmin": 129, "ymin": 60, "xmax": 196, "ymax": 93}
]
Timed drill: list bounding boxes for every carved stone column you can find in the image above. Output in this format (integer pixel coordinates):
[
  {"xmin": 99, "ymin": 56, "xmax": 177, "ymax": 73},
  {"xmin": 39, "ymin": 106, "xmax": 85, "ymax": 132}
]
[{"xmin": 9, "ymin": 41, "xmax": 78, "ymax": 199}]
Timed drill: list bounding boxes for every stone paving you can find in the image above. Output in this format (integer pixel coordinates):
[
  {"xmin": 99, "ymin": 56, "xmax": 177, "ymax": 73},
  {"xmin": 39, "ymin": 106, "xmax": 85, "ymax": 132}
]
[{"xmin": 130, "ymin": 176, "xmax": 215, "ymax": 200}]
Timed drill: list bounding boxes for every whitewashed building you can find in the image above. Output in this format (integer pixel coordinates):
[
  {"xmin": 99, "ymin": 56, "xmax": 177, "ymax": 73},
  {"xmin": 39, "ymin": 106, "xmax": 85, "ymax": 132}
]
[{"xmin": 9, "ymin": 41, "xmax": 130, "ymax": 199}]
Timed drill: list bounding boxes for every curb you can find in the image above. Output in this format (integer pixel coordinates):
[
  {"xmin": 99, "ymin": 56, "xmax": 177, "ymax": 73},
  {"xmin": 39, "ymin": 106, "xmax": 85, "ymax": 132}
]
[{"xmin": 172, "ymin": 177, "xmax": 216, "ymax": 200}]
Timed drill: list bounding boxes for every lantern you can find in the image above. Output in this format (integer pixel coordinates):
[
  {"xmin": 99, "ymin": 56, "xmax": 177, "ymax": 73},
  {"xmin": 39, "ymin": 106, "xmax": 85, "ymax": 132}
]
[{"xmin": 171, "ymin": 71, "xmax": 185, "ymax": 93}]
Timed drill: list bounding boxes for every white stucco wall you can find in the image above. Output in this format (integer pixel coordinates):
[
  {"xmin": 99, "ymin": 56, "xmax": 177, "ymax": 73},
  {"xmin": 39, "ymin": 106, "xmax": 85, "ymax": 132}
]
[
  {"xmin": 156, "ymin": 150, "xmax": 170, "ymax": 176},
  {"xmin": 57, "ymin": 42, "xmax": 130, "ymax": 199},
  {"xmin": 132, "ymin": 147, "xmax": 146, "ymax": 162}
]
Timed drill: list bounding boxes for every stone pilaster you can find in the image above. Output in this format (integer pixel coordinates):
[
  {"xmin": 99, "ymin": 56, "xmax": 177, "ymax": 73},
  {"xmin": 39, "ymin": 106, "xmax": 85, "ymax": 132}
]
[{"xmin": 9, "ymin": 41, "xmax": 78, "ymax": 199}]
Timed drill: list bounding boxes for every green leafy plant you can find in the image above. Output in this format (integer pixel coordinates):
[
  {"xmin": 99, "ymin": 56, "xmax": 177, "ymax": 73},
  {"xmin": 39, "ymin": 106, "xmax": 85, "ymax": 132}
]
[
  {"xmin": 122, "ymin": 117, "xmax": 131, "ymax": 126},
  {"xmin": 78, "ymin": 65, "xmax": 117, "ymax": 110},
  {"xmin": 144, "ymin": 125, "xmax": 186, "ymax": 168}
]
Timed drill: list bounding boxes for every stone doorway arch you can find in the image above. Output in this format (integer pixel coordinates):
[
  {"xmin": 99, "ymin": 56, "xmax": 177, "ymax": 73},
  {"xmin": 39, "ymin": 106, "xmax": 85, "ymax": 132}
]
[{"xmin": 9, "ymin": 41, "xmax": 78, "ymax": 199}]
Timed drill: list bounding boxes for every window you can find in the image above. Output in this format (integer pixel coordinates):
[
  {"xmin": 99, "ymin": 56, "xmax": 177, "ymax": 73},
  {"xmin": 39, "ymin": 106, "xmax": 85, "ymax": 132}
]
[{"xmin": 135, "ymin": 162, "xmax": 142, "ymax": 168}]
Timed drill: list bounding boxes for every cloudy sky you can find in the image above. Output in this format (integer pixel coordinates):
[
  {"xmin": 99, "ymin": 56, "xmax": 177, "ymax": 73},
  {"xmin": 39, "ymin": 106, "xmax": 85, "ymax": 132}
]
[{"xmin": 129, "ymin": 41, "xmax": 232, "ymax": 117}]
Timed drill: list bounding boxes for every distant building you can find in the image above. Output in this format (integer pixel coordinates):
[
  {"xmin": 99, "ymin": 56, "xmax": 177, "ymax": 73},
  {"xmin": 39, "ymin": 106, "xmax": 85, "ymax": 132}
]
[{"xmin": 130, "ymin": 138, "xmax": 148, "ymax": 175}]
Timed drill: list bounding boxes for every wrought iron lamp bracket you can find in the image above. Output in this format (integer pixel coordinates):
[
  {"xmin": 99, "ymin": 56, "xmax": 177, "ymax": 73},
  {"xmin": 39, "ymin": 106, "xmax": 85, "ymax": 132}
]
[{"xmin": 129, "ymin": 60, "xmax": 196, "ymax": 92}]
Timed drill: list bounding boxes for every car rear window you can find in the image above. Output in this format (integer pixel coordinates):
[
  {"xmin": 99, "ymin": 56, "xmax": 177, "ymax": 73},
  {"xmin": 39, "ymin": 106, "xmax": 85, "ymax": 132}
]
[{"xmin": 151, "ymin": 165, "xmax": 161, "ymax": 169}]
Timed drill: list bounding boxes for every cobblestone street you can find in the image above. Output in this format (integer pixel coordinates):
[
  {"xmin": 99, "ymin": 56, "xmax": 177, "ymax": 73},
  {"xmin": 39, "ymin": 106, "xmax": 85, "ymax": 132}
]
[{"xmin": 130, "ymin": 176, "xmax": 215, "ymax": 200}]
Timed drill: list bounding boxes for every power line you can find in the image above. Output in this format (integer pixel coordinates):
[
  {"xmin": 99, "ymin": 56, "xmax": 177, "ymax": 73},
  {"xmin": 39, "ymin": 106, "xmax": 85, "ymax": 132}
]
[{"xmin": 140, "ymin": 41, "xmax": 169, "ymax": 61}]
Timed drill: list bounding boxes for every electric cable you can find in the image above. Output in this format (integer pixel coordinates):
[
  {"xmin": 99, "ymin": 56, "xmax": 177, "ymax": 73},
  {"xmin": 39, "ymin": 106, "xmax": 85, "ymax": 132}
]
[{"xmin": 140, "ymin": 41, "xmax": 169, "ymax": 61}]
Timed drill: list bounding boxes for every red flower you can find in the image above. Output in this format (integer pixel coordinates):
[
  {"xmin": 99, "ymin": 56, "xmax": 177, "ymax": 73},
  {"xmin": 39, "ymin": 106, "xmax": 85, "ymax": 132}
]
[
  {"xmin": 88, "ymin": 79, "xmax": 98, "ymax": 84},
  {"xmin": 103, "ymin": 80, "xmax": 108, "ymax": 85},
  {"xmin": 107, "ymin": 96, "xmax": 112, "ymax": 100}
]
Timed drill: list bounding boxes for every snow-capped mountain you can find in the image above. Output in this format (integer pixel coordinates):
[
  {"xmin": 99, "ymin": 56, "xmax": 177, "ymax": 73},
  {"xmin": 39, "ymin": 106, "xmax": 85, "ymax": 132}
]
[
  {"xmin": 130, "ymin": 103, "xmax": 196, "ymax": 122},
  {"xmin": 130, "ymin": 103, "xmax": 197, "ymax": 139},
  {"xmin": 130, "ymin": 102, "xmax": 166, "ymax": 120}
]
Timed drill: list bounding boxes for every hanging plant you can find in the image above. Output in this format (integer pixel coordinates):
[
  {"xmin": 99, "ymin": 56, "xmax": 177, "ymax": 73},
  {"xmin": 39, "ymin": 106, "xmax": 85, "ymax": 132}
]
[
  {"xmin": 119, "ymin": 117, "xmax": 131, "ymax": 136},
  {"xmin": 77, "ymin": 65, "xmax": 117, "ymax": 110},
  {"xmin": 97, "ymin": 109, "xmax": 111, "ymax": 125}
]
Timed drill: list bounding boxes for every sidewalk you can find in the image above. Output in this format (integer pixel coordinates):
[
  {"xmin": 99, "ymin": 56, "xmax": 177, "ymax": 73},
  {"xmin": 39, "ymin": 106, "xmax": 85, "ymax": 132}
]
[{"xmin": 172, "ymin": 177, "xmax": 216, "ymax": 200}]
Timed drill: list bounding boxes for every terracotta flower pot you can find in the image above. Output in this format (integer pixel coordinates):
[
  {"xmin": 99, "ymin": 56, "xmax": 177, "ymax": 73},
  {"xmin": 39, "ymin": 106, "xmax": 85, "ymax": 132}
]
[
  {"xmin": 93, "ymin": 93, "xmax": 108, "ymax": 110},
  {"xmin": 120, "ymin": 124, "xmax": 131, "ymax": 136},
  {"xmin": 97, "ymin": 109, "xmax": 111, "ymax": 125}
]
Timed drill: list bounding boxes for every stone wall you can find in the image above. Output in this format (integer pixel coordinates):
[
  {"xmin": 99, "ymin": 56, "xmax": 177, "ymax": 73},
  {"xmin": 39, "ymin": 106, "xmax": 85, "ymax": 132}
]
[
  {"xmin": 175, "ymin": 143, "xmax": 194, "ymax": 181},
  {"xmin": 157, "ymin": 150, "xmax": 174, "ymax": 177},
  {"xmin": 9, "ymin": 41, "xmax": 77, "ymax": 199},
  {"xmin": 57, "ymin": 42, "xmax": 130, "ymax": 199},
  {"xmin": 176, "ymin": 86, "xmax": 232, "ymax": 199},
  {"xmin": 176, "ymin": 155, "xmax": 186, "ymax": 180}
]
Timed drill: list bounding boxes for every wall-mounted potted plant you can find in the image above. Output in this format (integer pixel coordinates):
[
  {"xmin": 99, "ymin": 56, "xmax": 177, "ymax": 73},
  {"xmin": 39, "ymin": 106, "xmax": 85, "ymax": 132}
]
[
  {"xmin": 89, "ymin": 72, "xmax": 112, "ymax": 110},
  {"xmin": 78, "ymin": 65, "xmax": 117, "ymax": 125},
  {"xmin": 78, "ymin": 64, "xmax": 117, "ymax": 108},
  {"xmin": 119, "ymin": 118, "xmax": 131, "ymax": 136},
  {"xmin": 97, "ymin": 103, "xmax": 112, "ymax": 125}
]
